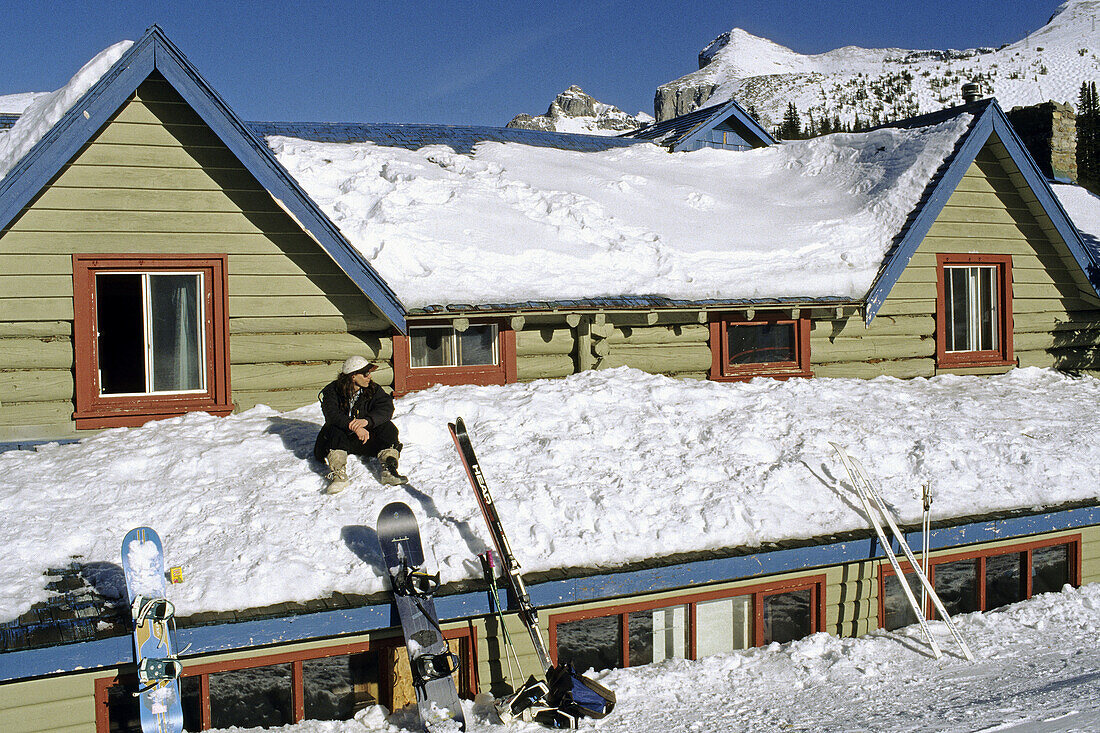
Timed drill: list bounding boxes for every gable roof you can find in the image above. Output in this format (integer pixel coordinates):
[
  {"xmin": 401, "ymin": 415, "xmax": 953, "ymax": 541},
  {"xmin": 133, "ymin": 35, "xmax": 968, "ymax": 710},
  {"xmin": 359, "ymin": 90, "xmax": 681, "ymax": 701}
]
[
  {"xmin": 248, "ymin": 121, "xmax": 648, "ymax": 155},
  {"xmin": 622, "ymin": 97, "xmax": 775, "ymax": 151},
  {"xmin": 0, "ymin": 26, "xmax": 407, "ymax": 332},
  {"xmin": 863, "ymin": 98, "xmax": 1100, "ymax": 324}
]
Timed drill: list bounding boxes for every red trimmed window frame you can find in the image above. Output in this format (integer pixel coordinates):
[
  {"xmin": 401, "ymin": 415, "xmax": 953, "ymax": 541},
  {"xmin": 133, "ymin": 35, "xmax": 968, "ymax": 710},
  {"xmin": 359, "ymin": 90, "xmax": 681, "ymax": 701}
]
[
  {"xmin": 392, "ymin": 318, "xmax": 517, "ymax": 396},
  {"xmin": 709, "ymin": 311, "xmax": 812, "ymax": 382},
  {"xmin": 72, "ymin": 254, "xmax": 232, "ymax": 429},
  {"xmin": 935, "ymin": 253, "xmax": 1014, "ymax": 369},
  {"xmin": 548, "ymin": 574, "xmax": 826, "ymax": 669},
  {"xmin": 877, "ymin": 534, "xmax": 1081, "ymax": 628},
  {"xmin": 94, "ymin": 626, "xmax": 477, "ymax": 731}
]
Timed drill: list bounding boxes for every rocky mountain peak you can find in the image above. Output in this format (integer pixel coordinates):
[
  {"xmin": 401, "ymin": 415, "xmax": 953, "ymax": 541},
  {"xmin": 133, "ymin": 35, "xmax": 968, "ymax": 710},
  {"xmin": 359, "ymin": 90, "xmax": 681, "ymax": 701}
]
[{"xmin": 507, "ymin": 86, "xmax": 652, "ymax": 136}]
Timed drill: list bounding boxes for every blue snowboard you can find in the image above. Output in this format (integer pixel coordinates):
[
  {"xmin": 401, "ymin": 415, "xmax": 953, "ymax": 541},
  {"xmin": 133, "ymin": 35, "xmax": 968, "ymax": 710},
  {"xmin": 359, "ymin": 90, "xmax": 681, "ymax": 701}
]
[
  {"xmin": 121, "ymin": 527, "xmax": 184, "ymax": 733},
  {"xmin": 377, "ymin": 502, "xmax": 466, "ymax": 731}
]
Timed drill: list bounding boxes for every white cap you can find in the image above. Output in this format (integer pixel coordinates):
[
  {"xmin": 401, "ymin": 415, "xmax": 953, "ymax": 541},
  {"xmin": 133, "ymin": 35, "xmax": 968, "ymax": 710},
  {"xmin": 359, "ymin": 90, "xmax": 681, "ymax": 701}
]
[{"xmin": 341, "ymin": 355, "xmax": 372, "ymax": 374}]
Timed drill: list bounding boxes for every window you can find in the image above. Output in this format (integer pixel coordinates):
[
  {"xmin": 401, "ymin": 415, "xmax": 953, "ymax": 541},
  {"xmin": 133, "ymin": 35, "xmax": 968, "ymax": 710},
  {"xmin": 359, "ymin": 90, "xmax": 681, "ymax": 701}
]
[
  {"xmin": 96, "ymin": 630, "xmax": 473, "ymax": 731},
  {"xmin": 936, "ymin": 254, "xmax": 1012, "ymax": 368},
  {"xmin": 73, "ymin": 255, "xmax": 231, "ymax": 428},
  {"xmin": 879, "ymin": 536, "xmax": 1079, "ymax": 630},
  {"xmin": 550, "ymin": 576, "xmax": 825, "ymax": 673},
  {"xmin": 392, "ymin": 319, "xmax": 516, "ymax": 395},
  {"xmin": 709, "ymin": 312, "xmax": 811, "ymax": 381}
]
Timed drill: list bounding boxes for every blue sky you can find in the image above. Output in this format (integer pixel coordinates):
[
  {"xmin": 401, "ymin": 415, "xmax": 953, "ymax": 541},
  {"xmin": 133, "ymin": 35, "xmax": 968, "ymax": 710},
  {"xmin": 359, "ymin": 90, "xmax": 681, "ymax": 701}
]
[{"xmin": 0, "ymin": 1, "xmax": 1062, "ymax": 126}]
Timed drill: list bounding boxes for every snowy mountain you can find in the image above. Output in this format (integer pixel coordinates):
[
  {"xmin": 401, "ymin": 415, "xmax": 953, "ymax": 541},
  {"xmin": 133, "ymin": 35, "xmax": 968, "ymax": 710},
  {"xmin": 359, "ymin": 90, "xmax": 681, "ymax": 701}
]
[
  {"xmin": 656, "ymin": 0, "xmax": 1100, "ymax": 128},
  {"xmin": 507, "ymin": 85, "xmax": 652, "ymax": 136}
]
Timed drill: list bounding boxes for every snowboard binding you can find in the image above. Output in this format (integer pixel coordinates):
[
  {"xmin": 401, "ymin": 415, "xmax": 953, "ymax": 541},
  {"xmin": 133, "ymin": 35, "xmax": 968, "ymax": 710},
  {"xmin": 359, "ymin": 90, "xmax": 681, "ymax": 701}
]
[
  {"xmin": 393, "ymin": 566, "xmax": 441, "ymax": 598},
  {"xmin": 414, "ymin": 650, "xmax": 462, "ymax": 684},
  {"xmin": 134, "ymin": 656, "xmax": 184, "ymax": 695},
  {"xmin": 131, "ymin": 596, "xmax": 176, "ymax": 626}
]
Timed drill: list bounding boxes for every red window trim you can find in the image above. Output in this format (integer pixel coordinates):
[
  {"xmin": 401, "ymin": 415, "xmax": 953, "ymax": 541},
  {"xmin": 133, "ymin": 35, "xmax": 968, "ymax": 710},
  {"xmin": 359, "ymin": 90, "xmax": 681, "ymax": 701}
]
[
  {"xmin": 548, "ymin": 574, "xmax": 826, "ymax": 667},
  {"xmin": 392, "ymin": 319, "xmax": 517, "ymax": 396},
  {"xmin": 709, "ymin": 311, "xmax": 812, "ymax": 382},
  {"xmin": 935, "ymin": 253, "xmax": 1014, "ymax": 368},
  {"xmin": 877, "ymin": 534, "xmax": 1080, "ymax": 627},
  {"xmin": 95, "ymin": 625, "xmax": 477, "ymax": 731},
  {"xmin": 72, "ymin": 254, "xmax": 232, "ymax": 429}
]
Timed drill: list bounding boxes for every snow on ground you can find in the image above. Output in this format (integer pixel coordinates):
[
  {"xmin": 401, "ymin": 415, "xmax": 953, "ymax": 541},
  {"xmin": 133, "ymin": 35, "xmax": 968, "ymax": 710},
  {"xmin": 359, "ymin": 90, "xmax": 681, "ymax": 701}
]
[
  {"xmin": 190, "ymin": 583, "xmax": 1100, "ymax": 732},
  {"xmin": 1, "ymin": 367, "xmax": 1098, "ymax": 622},
  {"xmin": 0, "ymin": 40, "xmax": 131, "ymax": 180},
  {"xmin": 269, "ymin": 113, "xmax": 970, "ymax": 308}
]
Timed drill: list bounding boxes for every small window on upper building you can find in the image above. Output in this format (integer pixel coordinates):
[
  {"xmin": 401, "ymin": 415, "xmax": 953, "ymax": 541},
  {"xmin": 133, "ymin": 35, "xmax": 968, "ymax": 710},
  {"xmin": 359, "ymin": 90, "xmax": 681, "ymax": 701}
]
[
  {"xmin": 393, "ymin": 320, "xmax": 516, "ymax": 395},
  {"xmin": 936, "ymin": 254, "xmax": 1013, "ymax": 368},
  {"xmin": 709, "ymin": 312, "xmax": 812, "ymax": 381}
]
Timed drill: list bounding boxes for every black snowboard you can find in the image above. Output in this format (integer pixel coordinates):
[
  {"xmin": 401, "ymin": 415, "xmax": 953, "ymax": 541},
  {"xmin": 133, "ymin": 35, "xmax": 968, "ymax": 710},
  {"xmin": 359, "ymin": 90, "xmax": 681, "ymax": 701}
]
[{"xmin": 377, "ymin": 501, "xmax": 466, "ymax": 731}]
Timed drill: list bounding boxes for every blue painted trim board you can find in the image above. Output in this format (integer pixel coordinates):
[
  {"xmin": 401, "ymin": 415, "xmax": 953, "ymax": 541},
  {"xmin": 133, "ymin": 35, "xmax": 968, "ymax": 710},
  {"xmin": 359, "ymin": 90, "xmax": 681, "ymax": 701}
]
[
  {"xmin": 1, "ymin": 504, "xmax": 1095, "ymax": 683},
  {"xmin": 0, "ymin": 26, "xmax": 406, "ymax": 332}
]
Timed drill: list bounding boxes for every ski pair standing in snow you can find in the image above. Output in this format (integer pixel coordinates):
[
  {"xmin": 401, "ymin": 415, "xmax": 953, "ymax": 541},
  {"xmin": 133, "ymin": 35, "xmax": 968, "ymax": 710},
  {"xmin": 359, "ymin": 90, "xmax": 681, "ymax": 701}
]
[{"xmin": 314, "ymin": 355, "xmax": 408, "ymax": 493}]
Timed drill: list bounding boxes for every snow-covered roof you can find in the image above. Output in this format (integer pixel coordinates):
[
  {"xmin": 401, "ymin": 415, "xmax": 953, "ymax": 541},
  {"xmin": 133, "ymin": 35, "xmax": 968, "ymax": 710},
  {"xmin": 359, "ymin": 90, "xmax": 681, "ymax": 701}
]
[
  {"xmin": 1053, "ymin": 183, "xmax": 1100, "ymax": 264},
  {"xmin": 1, "ymin": 367, "xmax": 1098, "ymax": 626},
  {"xmin": 269, "ymin": 113, "xmax": 973, "ymax": 310}
]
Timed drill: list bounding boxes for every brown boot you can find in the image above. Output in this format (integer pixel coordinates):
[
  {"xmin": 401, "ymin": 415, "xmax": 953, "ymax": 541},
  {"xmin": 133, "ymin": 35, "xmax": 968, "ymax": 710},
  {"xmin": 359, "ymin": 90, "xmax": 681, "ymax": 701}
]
[
  {"xmin": 324, "ymin": 450, "xmax": 350, "ymax": 494},
  {"xmin": 378, "ymin": 448, "xmax": 408, "ymax": 485}
]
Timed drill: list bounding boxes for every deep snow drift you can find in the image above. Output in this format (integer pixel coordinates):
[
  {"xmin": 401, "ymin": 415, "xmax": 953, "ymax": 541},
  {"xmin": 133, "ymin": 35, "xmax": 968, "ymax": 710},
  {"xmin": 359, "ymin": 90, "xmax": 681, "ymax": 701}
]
[
  {"xmin": 1, "ymin": 367, "xmax": 1098, "ymax": 622},
  {"xmin": 269, "ymin": 115, "xmax": 970, "ymax": 309}
]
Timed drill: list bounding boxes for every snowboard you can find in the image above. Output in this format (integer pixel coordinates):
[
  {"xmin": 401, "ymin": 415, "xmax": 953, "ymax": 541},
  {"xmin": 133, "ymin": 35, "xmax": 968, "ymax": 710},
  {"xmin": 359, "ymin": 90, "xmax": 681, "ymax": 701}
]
[
  {"xmin": 377, "ymin": 502, "xmax": 466, "ymax": 731},
  {"xmin": 121, "ymin": 527, "xmax": 184, "ymax": 733}
]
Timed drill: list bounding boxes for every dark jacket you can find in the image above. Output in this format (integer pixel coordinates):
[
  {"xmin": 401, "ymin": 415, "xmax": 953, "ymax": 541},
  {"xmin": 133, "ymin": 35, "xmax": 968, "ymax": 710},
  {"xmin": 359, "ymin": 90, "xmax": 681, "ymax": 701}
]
[{"xmin": 313, "ymin": 380, "xmax": 396, "ymax": 460}]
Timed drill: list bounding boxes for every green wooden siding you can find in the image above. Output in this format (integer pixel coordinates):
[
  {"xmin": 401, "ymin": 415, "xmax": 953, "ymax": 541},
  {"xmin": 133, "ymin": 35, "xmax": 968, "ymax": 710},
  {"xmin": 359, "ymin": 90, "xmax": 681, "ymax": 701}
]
[{"xmin": 0, "ymin": 76, "xmax": 391, "ymax": 439}]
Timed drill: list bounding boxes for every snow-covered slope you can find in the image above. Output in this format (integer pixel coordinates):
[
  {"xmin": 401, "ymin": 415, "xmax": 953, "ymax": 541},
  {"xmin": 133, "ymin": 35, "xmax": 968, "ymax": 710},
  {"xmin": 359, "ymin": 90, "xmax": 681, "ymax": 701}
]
[
  {"xmin": 269, "ymin": 114, "xmax": 970, "ymax": 309},
  {"xmin": 1, "ymin": 367, "xmax": 1098, "ymax": 622},
  {"xmin": 657, "ymin": 0, "xmax": 1100, "ymax": 127},
  {"xmin": 506, "ymin": 85, "xmax": 652, "ymax": 136}
]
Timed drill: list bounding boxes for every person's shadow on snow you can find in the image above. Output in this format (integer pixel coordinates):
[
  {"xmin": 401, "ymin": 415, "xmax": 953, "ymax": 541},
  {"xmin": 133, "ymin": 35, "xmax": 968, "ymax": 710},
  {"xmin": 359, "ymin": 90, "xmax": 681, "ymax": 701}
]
[
  {"xmin": 80, "ymin": 561, "xmax": 128, "ymax": 604},
  {"xmin": 401, "ymin": 482, "xmax": 488, "ymax": 561},
  {"xmin": 264, "ymin": 417, "xmax": 327, "ymax": 477},
  {"xmin": 341, "ymin": 525, "xmax": 386, "ymax": 575}
]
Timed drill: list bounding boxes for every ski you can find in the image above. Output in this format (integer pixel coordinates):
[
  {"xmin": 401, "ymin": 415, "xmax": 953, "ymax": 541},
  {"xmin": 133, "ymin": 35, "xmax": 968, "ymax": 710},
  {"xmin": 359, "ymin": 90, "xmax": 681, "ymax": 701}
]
[
  {"xmin": 121, "ymin": 527, "xmax": 185, "ymax": 733},
  {"xmin": 376, "ymin": 501, "xmax": 466, "ymax": 731},
  {"xmin": 448, "ymin": 417, "xmax": 615, "ymax": 728}
]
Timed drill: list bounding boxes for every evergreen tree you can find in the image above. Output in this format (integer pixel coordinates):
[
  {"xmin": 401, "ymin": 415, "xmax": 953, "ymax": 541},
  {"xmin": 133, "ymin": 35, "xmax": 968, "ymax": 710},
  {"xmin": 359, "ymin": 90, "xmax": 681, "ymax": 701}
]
[
  {"xmin": 1079, "ymin": 81, "xmax": 1099, "ymax": 191},
  {"xmin": 747, "ymin": 104, "xmax": 761, "ymax": 123},
  {"xmin": 780, "ymin": 102, "xmax": 801, "ymax": 140}
]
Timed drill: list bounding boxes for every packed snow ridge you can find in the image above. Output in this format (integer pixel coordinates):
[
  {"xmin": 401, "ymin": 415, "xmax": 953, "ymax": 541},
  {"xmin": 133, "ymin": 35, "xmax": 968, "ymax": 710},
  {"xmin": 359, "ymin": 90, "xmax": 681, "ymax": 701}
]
[
  {"xmin": 270, "ymin": 113, "xmax": 970, "ymax": 309},
  {"xmin": 658, "ymin": 0, "xmax": 1100, "ymax": 126},
  {"xmin": 1, "ymin": 367, "xmax": 1098, "ymax": 623}
]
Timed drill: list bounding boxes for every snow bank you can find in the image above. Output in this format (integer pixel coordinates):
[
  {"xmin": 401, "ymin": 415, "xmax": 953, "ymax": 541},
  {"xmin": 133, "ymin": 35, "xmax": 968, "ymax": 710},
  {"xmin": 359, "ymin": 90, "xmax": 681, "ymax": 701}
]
[
  {"xmin": 269, "ymin": 114, "xmax": 970, "ymax": 308},
  {"xmin": 0, "ymin": 367, "xmax": 1097, "ymax": 622},
  {"xmin": 0, "ymin": 41, "xmax": 132, "ymax": 181}
]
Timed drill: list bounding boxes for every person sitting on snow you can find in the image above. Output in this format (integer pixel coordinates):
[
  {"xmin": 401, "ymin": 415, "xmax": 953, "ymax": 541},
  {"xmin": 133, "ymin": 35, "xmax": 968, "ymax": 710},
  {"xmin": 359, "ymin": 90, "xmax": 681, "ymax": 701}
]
[{"xmin": 314, "ymin": 356, "xmax": 408, "ymax": 493}]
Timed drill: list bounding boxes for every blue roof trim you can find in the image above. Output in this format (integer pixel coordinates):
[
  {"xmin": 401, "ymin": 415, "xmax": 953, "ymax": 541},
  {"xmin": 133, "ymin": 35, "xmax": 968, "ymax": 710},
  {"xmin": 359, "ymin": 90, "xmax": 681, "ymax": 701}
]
[
  {"xmin": 2, "ymin": 502, "xmax": 1095, "ymax": 681},
  {"xmin": 864, "ymin": 100, "xmax": 1100, "ymax": 324},
  {"xmin": 0, "ymin": 26, "xmax": 406, "ymax": 332},
  {"xmin": 248, "ymin": 121, "xmax": 648, "ymax": 155}
]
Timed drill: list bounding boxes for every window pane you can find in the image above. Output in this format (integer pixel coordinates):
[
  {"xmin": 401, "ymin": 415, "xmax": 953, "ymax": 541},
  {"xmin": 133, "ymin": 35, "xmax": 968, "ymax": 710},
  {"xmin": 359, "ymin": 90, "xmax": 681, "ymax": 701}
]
[
  {"xmin": 106, "ymin": 682, "xmax": 142, "ymax": 732},
  {"xmin": 763, "ymin": 589, "xmax": 812, "ymax": 644},
  {"xmin": 556, "ymin": 616, "xmax": 622, "ymax": 672},
  {"xmin": 979, "ymin": 267, "xmax": 997, "ymax": 351},
  {"xmin": 149, "ymin": 274, "xmax": 203, "ymax": 392},
  {"xmin": 209, "ymin": 664, "xmax": 293, "ymax": 729},
  {"xmin": 883, "ymin": 572, "xmax": 924, "ymax": 630},
  {"xmin": 628, "ymin": 605, "xmax": 687, "ymax": 666},
  {"xmin": 458, "ymin": 324, "xmax": 496, "ymax": 366},
  {"xmin": 695, "ymin": 595, "xmax": 753, "ymax": 656},
  {"xmin": 934, "ymin": 559, "xmax": 979, "ymax": 618},
  {"xmin": 180, "ymin": 676, "xmax": 202, "ymax": 732},
  {"xmin": 985, "ymin": 552, "xmax": 1026, "ymax": 610},
  {"xmin": 1032, "ymin": 544, "xmax": 1071, "ymax": 595},
  {"xmin": 304, "ymin": 652, "xmax": 380, "ymax": 721},
  {"xmin": 946, "ymin": 268, "xmax": 970, "ymax": 352},
  {"xmin": 410, "ymin": 327, "xmax": 453, "ymax": 367},
  {"xmin": 727, "ymin": 322, "xmax": 795, "ymax": 365},
  {"xmin": 96, "ymin": 274, "xmax": 146, "ymax": 395}
]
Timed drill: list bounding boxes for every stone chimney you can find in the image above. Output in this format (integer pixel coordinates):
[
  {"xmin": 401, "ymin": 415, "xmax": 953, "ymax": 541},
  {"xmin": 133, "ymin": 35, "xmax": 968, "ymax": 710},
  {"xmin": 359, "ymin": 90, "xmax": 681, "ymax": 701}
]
[{"xmin": 1005, "ymin": 102, "xmax": 1078, "ymax": 184}]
